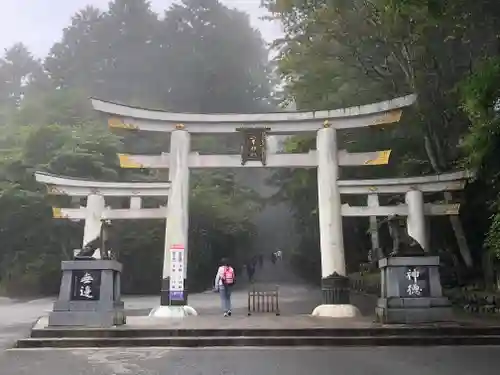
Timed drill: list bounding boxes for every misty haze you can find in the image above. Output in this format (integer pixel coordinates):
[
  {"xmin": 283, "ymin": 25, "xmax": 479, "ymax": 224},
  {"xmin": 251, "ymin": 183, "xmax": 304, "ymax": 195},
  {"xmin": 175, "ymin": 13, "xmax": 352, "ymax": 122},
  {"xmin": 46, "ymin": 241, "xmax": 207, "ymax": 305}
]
[{"xmin": 0, "ymin": 1, "xmax": 500, "ymax": 374}]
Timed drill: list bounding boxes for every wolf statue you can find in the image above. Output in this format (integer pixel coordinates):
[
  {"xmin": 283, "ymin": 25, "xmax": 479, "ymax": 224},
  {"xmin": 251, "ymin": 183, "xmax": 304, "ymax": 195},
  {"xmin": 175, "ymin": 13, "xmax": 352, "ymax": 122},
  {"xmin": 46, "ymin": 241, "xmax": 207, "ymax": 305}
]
[
  {"xmin": 378, "ymin": 214, "xmax": 425, "ymax": 258},
  {"xmin": 74, "ymin": 235, "xmax": 116, "ymax": 260}
]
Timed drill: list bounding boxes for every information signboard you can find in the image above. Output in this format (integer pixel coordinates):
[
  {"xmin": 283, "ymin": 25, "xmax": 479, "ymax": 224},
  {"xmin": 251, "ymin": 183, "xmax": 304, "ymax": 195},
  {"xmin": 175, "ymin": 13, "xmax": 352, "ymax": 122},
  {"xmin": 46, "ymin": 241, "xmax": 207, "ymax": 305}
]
[{"xmin": 169, "ymin": 244, "xmax": 185, "ymax": 301}]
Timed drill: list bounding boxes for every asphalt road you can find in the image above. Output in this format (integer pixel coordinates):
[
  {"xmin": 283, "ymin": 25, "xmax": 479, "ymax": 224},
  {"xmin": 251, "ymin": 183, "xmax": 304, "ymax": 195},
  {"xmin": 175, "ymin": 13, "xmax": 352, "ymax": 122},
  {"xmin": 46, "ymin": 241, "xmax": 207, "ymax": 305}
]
[{"xmin": 2, "ymin": 346, "xmax": 500, "ymax": 375}]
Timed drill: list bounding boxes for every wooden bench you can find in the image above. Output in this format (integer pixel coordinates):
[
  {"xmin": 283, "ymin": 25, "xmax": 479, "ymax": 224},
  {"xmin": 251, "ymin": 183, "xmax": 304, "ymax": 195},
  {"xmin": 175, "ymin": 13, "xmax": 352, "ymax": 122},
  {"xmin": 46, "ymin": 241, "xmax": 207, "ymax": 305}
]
[{"xmin": 247, "ymin": 285, "xmax": 280, "ymax": 316}]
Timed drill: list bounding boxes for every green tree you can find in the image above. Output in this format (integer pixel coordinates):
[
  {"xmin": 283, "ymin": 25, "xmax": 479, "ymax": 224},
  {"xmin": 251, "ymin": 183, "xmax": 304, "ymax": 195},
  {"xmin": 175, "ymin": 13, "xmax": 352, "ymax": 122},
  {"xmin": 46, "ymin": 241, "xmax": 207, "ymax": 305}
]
[
  {"xmin": 460, "ymin": 58, "xmax": 500, "ymax": 267},
  {"xmin": 158, "ymin": 0, "xmax": 272, "ymax": 113},
  {"xmin": 0, "ymin": 0, "xmax": 272, "ymax": 295},
  {"xmin": 265, "ymin": 0, "xmax": 500, "ymax": 280}
]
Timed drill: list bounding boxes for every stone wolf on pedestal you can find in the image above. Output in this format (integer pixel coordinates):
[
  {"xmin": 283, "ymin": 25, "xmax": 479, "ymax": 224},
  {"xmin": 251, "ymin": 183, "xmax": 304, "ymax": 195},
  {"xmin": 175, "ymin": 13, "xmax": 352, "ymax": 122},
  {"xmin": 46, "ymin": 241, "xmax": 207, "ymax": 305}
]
[
  {"xmin": 74, "ymin": 236, "xmax": 115, "ymax": 260},
  {"xmin": 378, "ymin": 214, "xmax": 425, "ymax": 258}
]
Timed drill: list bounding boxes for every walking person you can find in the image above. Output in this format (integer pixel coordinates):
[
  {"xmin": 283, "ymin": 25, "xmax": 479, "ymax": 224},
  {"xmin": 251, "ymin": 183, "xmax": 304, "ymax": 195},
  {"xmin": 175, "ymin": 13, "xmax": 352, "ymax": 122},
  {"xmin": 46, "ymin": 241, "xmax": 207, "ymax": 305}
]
[
  {"xmin": 214, "ymin": 258, "xmax": 236, "ymax": 317},
  {"xmin": 246, "ymin": 262, "xmax": 255, "ymax": 283}
]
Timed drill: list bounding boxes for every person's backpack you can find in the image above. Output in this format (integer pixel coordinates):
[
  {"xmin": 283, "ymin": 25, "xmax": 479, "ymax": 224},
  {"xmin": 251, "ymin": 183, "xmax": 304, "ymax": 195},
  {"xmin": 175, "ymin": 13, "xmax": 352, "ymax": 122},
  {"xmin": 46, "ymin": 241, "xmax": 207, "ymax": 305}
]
[{"xmin": 221, "ymin": 266, "xmax": 235, "ymax": 286}]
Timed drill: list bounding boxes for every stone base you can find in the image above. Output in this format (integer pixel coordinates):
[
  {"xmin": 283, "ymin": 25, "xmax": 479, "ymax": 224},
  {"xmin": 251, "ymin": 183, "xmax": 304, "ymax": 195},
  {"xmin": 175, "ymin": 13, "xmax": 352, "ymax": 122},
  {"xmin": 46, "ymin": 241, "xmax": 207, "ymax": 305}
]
[
  {"xmin": 149, "ymin": 305, "xmax": 198, "ymax": 318},
  {"xmin": 376, "ymin": 256, "xmax": 454, "ymax": 324},
  {"xmin": 49, "ymin": 260, "xmax": 125, "ymax": 328},
  {"xmin": 48, "ymin": 310, "xmax": 126, "ymax": 328},
  {"xmin": 321, "ymin": 274, "xmax": 350, "ymax": 305},
  {"xmin": 376, "ymin": 297, "xmax": 453, "ymax": 324},
  {"xmin": 311, "ymin": 304, "xmax": 361, "ymax": 318}
]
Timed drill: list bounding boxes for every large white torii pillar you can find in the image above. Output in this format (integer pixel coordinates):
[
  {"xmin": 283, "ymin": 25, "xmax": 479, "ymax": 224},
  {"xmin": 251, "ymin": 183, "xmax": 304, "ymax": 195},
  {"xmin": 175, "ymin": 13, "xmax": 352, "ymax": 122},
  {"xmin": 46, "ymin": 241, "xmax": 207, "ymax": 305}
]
[
  {"xmin": 313, "ymin": 123, "xmax": 361, "ymax": 318},
  {"xmin": 150, "ymin": 126, "xmax": 197, "ymax": 317}
]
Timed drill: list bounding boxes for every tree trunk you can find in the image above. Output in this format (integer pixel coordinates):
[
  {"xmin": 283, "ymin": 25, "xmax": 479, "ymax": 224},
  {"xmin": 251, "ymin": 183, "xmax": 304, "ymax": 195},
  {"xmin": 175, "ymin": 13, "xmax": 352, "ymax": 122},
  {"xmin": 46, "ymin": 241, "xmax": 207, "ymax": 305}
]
[
  {"xmin": 482, "ymin": 251, "xmax": 495, "ymax": 290},
  {"xmin": 397, "ymin": 37, "xmax": 474, "ymax": 268},
  {"xmin": 424, "ymin": 135, "xmax": 473, "ymax": 267},
  {"xmin": 444, "ymin": 192, "xmax": 473, "ymax": 267}
]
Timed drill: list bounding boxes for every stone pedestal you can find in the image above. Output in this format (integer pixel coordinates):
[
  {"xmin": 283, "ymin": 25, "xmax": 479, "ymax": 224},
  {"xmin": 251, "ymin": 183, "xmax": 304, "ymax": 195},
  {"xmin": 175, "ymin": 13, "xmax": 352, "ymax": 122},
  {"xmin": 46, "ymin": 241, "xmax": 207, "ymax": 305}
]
[
  {"xmin": 376, "ymin": 256, "xmax": 452, "ymax": 324},
  {"xmin": 312, "ymin": 273, "xmax": 361, "ymax": 318},
  {"xmin": 48, "ymin": 260, "xmax": 125, "ymax": 327},
  {"xmin": 321, "ymin": 273, "xmax": 350, "ymax": 305}
]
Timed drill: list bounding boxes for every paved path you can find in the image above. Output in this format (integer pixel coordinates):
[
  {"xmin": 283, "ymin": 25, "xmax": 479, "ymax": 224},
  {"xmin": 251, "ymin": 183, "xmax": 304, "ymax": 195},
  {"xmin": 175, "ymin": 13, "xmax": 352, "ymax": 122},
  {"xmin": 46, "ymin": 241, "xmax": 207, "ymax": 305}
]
[
  {"xmin": 2, "ymin": 346, "xmax": 500, "ymax": 374},
  {"xmin": 0, "ymin": 251, "xmax": 313, "ymax": 349},
  {"xmin": 0, "ymin": 297, "xmax": 56, "ymax": 349},
  {"xmin": 0, "ymin": 282, "xmax": 326, "ymax": 349}
]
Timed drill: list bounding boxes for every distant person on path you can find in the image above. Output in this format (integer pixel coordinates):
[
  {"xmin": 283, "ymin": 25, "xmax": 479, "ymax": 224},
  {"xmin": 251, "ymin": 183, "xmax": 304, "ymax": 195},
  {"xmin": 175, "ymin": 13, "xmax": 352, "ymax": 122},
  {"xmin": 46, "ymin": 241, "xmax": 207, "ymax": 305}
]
[
  {"xmin": 271, "ymin": 250, "xmax": 282, "ymax": 265},
  {"xmin": 214, "ymin": 258, "xmax": 236, "ymax": 317},
  {"xmin": 246, "ymin": 262, "xmax": 255, "ymax": 283}
]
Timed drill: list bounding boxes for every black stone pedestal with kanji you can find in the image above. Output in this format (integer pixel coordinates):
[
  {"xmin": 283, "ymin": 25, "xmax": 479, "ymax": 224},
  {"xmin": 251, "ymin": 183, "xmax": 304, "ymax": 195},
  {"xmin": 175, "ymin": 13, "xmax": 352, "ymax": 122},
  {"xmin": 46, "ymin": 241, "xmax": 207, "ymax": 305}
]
[
  {"xmin": 375, "ymin": 256, "xmax": 452, "ymax": 324},
  {"xmin": 48, "ymin": 260, "xmax": 125, "ymax": 327}
]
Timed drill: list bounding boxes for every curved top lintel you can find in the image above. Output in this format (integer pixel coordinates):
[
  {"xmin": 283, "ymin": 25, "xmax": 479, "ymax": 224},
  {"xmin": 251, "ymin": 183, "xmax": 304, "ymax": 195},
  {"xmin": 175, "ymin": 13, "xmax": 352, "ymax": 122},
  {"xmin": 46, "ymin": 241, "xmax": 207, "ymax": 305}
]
[
  {"xmin": 35, "ymin": 172, "xmax": 171, "ymax": 197},
  {"xmin": 91, "ymin": 94, "xmax": 417, "ymax": 124},
  {"xmin": 338, "ymin": 170, "xmax": 473, "ymax": 192}
]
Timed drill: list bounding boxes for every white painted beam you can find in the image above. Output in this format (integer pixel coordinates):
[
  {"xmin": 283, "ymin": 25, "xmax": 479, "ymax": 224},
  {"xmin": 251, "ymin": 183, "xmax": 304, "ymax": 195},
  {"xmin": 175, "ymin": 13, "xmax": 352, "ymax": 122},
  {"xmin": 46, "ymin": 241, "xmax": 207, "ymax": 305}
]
[
  {"xmin": 92, "ymin": 95, "xmax": 417, "ymax": 134},
  {"xmin": 102, "ymin": 208, "xmax": 166, "ymax": 220},
  {"xmin": 35, "ymin": 172, "xmax": 171, "ymax": 197},
  {"xmin": 117, "ymin": 150, "xmax": 391, "ymax": 169},
  {"xmin": 52, "ymin": 207, "xmax": 167, "ymax": 220},
  {"xmin": 341, "ymin": 203, "xmax": 460, "ymax": 217}
]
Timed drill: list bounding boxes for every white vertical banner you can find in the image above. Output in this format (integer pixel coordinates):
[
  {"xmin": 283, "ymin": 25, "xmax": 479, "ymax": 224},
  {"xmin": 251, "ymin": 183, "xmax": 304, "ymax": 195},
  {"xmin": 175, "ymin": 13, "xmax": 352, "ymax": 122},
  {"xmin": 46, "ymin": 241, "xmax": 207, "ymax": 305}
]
[{"xmin": 169, "ymin": 244, "xmax": 185, "ymax": 302}]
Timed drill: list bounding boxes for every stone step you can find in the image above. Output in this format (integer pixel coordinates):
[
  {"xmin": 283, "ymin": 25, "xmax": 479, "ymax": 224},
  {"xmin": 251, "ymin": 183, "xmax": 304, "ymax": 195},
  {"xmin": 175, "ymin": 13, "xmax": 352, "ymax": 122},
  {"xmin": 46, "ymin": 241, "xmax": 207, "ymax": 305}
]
[
  {"xmin": 16, "ymin": 335, "xmax": 500, "ymax": 348},
  {"xmin": 29, "ymin": 326, "xmax": 500, "ymax": 339}
]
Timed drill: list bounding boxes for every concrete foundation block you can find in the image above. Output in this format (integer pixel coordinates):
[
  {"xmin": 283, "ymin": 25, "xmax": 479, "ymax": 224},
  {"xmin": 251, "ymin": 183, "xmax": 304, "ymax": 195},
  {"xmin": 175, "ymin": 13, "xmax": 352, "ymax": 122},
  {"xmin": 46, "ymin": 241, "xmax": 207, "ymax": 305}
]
[
  {"xmin": 311, "ymin": 304, "xmax": 361, "ymax": 318},
  {"xmin": 376, "ymin": 304, "xmax": 453, "ymax": 324},
  {"xmin": 149, "ymin": 305, "xmax": 198, "ymax": 318},
  {"xmin": 48, "ymin": 310, "xmax": 126, "ymax": 328}
]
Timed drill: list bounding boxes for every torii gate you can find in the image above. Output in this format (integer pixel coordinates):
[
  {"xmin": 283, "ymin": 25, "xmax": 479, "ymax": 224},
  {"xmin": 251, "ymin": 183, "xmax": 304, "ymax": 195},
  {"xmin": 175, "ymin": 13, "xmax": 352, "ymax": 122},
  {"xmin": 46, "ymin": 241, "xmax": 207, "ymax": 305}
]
[
  {"xmin": 32, "ymin": 90, "xmax": 475, "ymax": 320},
  {"xmin": 34, "ymin": 172, "xmax": 171, "ymax": 259},
  {"xmin": 35, "ymin": 93, "xmax": 472, "ymax": 319},
  {"xmin": 339, "ymin": 171, "xmax": 470, "ymax": 253},
  {"xmin": 90, "ymin": 94, "xmax": 441, "ymax": 318}
]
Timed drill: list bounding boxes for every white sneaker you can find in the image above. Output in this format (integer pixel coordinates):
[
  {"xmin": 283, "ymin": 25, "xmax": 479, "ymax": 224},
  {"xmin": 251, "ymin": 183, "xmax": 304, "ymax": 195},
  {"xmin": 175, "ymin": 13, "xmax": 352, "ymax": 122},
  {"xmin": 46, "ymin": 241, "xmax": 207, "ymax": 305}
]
[
  {"xmin": 223, "ymin": 312, "xmax": 228, "ymax": 317},
  {"xmin": 227, "ymin": 310, "xmax": 232, "ymax": 316}
]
